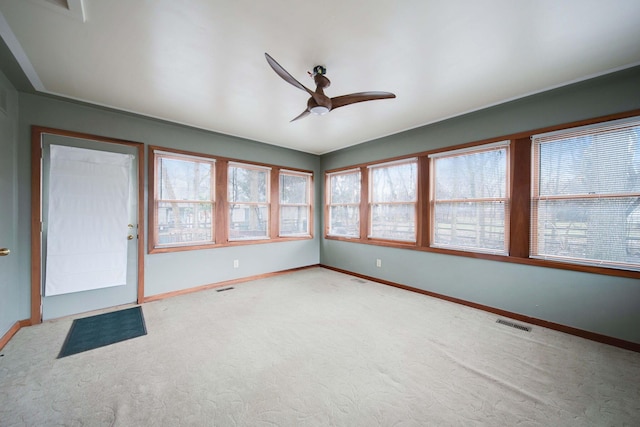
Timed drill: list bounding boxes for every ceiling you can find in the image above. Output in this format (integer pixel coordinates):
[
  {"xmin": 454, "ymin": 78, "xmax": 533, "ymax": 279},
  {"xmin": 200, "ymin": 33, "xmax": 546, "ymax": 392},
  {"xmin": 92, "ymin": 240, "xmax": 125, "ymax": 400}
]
[{"xmin": 1, "ymin": 0, "xmax": 639, "ymax": 155}]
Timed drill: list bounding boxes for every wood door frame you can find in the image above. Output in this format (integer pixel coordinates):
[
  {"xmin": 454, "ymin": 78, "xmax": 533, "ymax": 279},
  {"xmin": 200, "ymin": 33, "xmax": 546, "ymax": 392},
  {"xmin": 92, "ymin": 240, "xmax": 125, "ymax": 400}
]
[{"xmin": 30, "ymin": 126, "xmax": 145, "ymax": 324}]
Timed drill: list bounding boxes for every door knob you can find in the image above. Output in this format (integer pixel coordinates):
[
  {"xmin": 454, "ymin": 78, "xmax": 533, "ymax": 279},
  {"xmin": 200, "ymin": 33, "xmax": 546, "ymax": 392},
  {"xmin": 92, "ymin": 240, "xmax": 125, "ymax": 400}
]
[
  {"xmin": 127, "ymin": 235, "xmax": 134, "ymax": 240},
  {"xmin": 0, "ymin": 248, "xmax": 10, "ymax": 256}
]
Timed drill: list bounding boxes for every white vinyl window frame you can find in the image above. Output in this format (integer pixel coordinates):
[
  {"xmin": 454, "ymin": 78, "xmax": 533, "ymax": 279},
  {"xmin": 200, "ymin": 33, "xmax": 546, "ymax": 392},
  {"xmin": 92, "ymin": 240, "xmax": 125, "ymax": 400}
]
[{"xmin": 429, "ymin": 141, "xmax": 510, "ymax": 254}]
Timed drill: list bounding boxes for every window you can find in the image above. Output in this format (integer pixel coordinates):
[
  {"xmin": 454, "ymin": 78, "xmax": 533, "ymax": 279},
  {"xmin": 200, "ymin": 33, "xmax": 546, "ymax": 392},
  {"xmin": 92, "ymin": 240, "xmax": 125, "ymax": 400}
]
[
  {"xmin": 368, "ymin": 159, "xmax": 417, "ymax": 241},
  {"xmin": 430, "ymin": 142, "xmax": 509, "ymax": 254},
  {"xmin": 279, "ymin": 170, "xmax": 311, "ymax": 236},
  {"xmin": 149, "ymin": 147, "xmax": 313, "ymax": 252},
  {"xmin": 531, "ymin": 117, "xmax": 640, "ymax": 271},
  {"xmin": 228, "ymin": 162, "xmax": 270, "ymax": 240},
  {"xmin": 327, "ymin": 169, "xmax": 361, "ymax": 237},
  {"xmin": 323, "ymin": 110, "xmax": 640, "ymax": 278},
  {"xmin": 153, "ymin": 151, "xmax": 215, "ymax": 248}
]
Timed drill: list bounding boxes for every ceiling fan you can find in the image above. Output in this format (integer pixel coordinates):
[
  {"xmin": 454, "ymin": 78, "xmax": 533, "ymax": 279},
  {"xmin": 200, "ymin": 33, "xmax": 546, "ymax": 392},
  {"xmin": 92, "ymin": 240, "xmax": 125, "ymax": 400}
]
[{"xmin": 265, "ymin": 53, "xmax": 396, "ymax": 122}]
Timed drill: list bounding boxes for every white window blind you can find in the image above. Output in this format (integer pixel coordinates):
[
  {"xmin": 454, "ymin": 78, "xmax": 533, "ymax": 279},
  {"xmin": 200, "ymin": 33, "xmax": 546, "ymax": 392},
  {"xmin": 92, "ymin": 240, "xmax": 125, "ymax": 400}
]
[
  {"xmin": 327, "ymin": 169, "xmax": 361, "ymax": 238},
  {"xmin": 228, "ymin": 163, "xmax": 270, "ymax": 240},
  {"xmin": 368, "ymin": 158, "xmax": 417, "ymax": 242},
  {"xmin": 431, "ymin": 142, "xmax": 509, "ymax": 254},
  {"xmin": 428, "ymin": 140, "xmax": 510, "ymax": 159},
  {"xmin": 531, "ymin": 116, "xmax": 640, "ymax": 271},
  {"xmin": 279, "ymin": 170, "xmax": 311, "ymax": 237}
]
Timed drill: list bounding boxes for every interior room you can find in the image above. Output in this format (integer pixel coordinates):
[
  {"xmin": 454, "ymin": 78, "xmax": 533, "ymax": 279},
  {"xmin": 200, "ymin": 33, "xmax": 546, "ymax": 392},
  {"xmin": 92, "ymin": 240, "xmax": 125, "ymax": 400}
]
[{"xmin": 1, "ymin": 1, "xmax": 639, "ymax": 425}]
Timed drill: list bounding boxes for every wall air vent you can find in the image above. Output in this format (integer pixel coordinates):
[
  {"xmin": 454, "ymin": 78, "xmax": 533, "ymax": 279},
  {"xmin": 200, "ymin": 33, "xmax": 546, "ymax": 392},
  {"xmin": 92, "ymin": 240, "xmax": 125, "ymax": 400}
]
[{"xmin": 496, "ymin": 319, "xmax": 532, "ymax": 332}]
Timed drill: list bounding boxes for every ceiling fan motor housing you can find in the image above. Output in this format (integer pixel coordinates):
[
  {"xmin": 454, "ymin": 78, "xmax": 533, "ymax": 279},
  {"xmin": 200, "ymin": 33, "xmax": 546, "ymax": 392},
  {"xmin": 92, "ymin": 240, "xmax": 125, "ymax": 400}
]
[{"xmin": 313, "ymin": 65, "xmax": 326, "ymax": 76}]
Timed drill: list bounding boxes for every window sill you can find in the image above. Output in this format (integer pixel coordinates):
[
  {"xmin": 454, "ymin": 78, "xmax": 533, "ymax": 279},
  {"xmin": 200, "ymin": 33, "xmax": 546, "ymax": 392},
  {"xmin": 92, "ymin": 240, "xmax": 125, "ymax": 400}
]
[
  {"xmin": 150, "ymin": 235, "xmax": 314, "ymax": 254},
  {"xmin": 323, "ymin": 235, "xmax": 640, "ymax": 279}
]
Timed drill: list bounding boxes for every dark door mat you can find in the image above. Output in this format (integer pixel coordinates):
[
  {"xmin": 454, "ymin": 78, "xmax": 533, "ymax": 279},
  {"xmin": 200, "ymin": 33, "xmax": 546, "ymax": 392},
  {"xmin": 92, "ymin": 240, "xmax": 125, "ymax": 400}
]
[{"xmin": 58, "ymin": 306, "xmax": 147, "ymax": 358}]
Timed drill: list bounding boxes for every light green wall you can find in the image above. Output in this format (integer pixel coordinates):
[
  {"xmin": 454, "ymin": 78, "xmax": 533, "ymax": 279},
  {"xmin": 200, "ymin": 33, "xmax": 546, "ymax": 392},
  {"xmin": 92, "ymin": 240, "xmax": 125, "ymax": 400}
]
[
  {"xmin": 13, "ymin": 93, "xmax": 320, "ymax": 321},
  {"xmin": 0, "ymin": 70, "xmax": 19, "ymax": 337},
  {"xmin": 320, "ymin": 66, "xmax": 640, "ymax": 344}
]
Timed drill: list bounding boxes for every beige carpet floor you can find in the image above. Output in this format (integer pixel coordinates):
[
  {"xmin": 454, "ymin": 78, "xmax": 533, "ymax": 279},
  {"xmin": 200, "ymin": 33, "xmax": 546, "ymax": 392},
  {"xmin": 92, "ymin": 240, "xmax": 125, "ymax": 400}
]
[{"xmin": 1, "ymin": 267, "xmax": 639, "ymax": 426}]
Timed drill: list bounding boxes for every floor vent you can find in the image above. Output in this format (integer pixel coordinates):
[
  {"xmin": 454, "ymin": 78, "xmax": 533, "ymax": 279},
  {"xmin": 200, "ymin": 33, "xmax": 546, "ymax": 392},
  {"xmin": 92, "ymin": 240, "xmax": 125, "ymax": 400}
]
[
  {"xmin": 216, "ymin": 287, "xmax": 235, "ymax": 292},
  {"xmin": 496, "ymin": 319, "xmax": 532, "ymax": 332}
]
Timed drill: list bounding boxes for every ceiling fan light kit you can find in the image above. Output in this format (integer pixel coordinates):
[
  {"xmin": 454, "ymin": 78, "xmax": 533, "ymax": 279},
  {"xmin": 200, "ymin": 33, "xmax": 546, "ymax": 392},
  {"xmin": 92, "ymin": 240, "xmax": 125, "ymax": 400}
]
[
  {"xmin": 265, "ymin": 53, "xmax": 396, "ymax": 122},
  {"xmin": 310, "ymin": 106, "xmax": 330, "ymax": 115}
]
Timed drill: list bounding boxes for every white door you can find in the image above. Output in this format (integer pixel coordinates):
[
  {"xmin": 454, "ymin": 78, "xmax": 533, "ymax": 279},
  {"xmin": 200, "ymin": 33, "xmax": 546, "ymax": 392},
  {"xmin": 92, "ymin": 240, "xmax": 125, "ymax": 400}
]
[{"xmin": 40, "ymin": 134, "xmax": 139, "ymax": 320}]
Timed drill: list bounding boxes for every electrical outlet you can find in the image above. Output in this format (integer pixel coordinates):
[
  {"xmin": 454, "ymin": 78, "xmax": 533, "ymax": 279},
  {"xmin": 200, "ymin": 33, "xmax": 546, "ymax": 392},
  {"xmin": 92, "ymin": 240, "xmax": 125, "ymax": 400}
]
[
  {"xmin": 233, "ymin": 259, "xmax": 239, "ymax": 268},
  {"xmin": 376, "ymin": 259, "xmax": 382, "ymax": 268}
]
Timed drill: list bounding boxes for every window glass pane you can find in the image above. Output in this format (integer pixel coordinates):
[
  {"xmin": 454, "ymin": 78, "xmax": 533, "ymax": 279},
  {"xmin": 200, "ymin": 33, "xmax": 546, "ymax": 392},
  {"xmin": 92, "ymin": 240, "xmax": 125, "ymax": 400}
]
[
  {"xmin": 329, "ymin": 205, "xmax": 359, "ymax": 237},
  {"xmin": 229, "ymin": 204, "xmax": 269, "ymax": 240},
  {"xmin": 539, "ymin": 129, "xmax": 640, "ymax": 196},
  {"xmin": 433, "ymin": 201, "xmax": 506, "ymax": 252},
  {"xmin": 435, "ymin": 149, "xmax": 506, "ymax": 200},
  {"xmin": 371, "ymin": 162, "xmax": 417, "ymax": 202},
  {"xmin": 535, "ymin": 198, "xmax": 640, "ymax": 268},
  {"xmin": 159, "ymin": 157, "xmax": 212, "ymax": 201},
  {"xmin": 370, "ymin": 204, "xmax": 415, "ymax": 241},
  {"xmin": 157, "ymin": 202, "xmax": 213, "ymax": 245},
  {"xmin": 228, "ymin": 166, "xmax": 269, "ymax": 203},
  {"xmin": 280, "ymin": 206, "xmax": 309, "ymax": 236},
  {"xmin": 330, "ymin": 172, "xmax": 361, "ymax": 204},
  {"xmin": 280, "ymin": 174, "xmax": 308, "ymax": 204}
]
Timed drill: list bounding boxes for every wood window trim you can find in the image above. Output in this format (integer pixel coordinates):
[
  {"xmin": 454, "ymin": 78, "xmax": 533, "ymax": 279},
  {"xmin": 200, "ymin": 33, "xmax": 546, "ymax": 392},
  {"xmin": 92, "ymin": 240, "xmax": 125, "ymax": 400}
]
[
  {"xmin": 270, "ymin": 167, "xmax": 279, "ymax": 240},
  {"xmin": 417, "ymin": 156, "xmax": 430, "ymax": 247},
  {"xmin": 149, "ymin": 146, "xmax": 314, "ymax": 254},
  {"xmin": 509, "ymin": 137, "xmax": 531, "ymax": 259},
  {"xmin": 323, "ymin": 109, "xmax": 640, "ymax": 279},
  {"xmin": 359, "ymin": 166, "xmax": 369, "ymax": 240}
]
